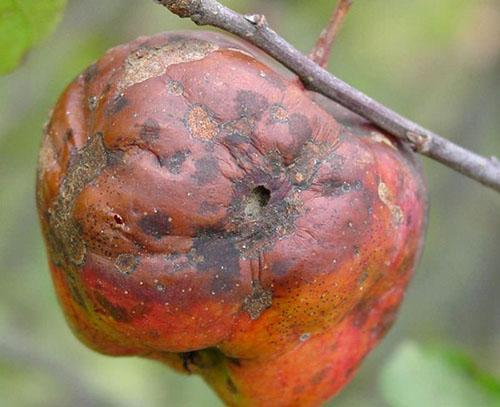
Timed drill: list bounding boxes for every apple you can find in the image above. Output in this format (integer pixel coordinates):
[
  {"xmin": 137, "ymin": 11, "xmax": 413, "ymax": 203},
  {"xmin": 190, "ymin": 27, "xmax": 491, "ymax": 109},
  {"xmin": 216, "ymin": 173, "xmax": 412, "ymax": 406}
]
[{"xmin": 36, "ymin": 31, "xmax": 427, "ymax": 406}]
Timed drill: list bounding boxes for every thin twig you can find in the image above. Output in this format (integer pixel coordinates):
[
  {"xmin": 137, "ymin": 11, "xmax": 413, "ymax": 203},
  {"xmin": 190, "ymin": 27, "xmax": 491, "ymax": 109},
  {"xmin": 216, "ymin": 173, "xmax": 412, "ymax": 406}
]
[
  {"xmin": 155, "ymin": 0, "xmax": 500, "ymax": 193},
  {"xmin": 309, "ymin": 0, "xmax": 353, "ymax": 68}
]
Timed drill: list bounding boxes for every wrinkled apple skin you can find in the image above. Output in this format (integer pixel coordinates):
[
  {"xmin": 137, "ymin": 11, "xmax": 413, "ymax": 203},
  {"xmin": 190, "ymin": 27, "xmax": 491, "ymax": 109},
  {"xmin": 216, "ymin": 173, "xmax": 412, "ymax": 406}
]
[{"xmin": 36, "ymin": 31, "xmax": 427, "ymax": 406}]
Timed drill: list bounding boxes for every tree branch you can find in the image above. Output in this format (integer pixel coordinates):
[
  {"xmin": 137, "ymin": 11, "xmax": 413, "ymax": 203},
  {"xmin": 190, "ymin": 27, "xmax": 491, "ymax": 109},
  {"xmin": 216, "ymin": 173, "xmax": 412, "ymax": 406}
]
[
  {"xmin": 155, "ymin": 0, "xmax": 500, "ymax": 193},
  {"xmin": 309, "ymin": 0, "xmax": 353, "ymax": 68}
]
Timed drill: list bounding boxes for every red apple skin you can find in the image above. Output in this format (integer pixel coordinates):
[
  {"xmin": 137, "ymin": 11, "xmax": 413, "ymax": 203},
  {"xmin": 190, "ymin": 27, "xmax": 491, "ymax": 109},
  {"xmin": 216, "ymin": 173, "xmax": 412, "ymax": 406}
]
[{"xmin": 36, "ymin": 31, "xmax": 427, "ymax": 406}]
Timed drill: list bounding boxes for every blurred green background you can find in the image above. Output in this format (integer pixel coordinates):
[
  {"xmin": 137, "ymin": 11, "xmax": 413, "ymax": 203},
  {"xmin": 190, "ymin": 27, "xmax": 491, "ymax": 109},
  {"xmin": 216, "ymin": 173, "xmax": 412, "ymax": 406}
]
[{"xmin": 1, "ymin": 0, "xmax": 499, "ymax": 406}]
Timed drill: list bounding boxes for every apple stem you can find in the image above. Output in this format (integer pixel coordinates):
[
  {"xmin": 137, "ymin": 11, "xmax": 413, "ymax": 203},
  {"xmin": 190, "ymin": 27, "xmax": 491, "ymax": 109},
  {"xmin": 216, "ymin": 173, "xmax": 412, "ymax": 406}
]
[
  {"xmin": 308, "ymin": 0, "xmax": 353, "ymax": 69},
  {"xmin": 155, "ymin": 0, "xmax": 500, "ymax": 194}
]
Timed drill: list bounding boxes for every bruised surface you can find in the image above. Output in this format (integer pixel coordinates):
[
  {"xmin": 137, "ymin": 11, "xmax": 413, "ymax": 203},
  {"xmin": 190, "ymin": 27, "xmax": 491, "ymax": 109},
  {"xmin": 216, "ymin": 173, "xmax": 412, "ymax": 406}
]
[{"xmin": 37, "ymin": 31, "xmax": 427, "ymax": 406}]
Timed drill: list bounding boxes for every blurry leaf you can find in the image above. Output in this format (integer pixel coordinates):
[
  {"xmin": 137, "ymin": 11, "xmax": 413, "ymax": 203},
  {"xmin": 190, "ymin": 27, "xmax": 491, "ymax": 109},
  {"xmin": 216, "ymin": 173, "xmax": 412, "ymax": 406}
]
[
  {"xmin": 380, "ymin": 341, "xmax": 500, "ymax": 407},
  {"xmin": 0, "ymin": 0, "xmax": 66, "ymax": 74}
]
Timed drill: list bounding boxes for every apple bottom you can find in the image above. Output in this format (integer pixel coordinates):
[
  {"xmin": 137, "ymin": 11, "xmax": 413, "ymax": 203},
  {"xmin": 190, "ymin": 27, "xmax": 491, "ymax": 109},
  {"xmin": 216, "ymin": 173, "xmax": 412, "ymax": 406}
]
[{"xmin": 150, "ymin": 285, "xmax": 405, "ymax": 407}]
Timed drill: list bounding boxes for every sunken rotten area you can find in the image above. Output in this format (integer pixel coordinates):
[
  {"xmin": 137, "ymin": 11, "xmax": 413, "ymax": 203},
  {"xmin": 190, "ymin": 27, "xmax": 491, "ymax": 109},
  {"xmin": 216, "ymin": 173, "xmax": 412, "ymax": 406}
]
[{"xmin": 36, "ymin": 31, "xmax": 427, "ymax": 407}]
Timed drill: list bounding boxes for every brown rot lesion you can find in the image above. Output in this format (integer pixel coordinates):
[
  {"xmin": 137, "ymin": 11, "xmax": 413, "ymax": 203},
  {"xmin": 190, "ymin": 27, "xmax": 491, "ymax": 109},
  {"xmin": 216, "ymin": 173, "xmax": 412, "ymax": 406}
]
[{"xmin": 47, "ymin": 133, "xmax": 107, "ymax": 267}]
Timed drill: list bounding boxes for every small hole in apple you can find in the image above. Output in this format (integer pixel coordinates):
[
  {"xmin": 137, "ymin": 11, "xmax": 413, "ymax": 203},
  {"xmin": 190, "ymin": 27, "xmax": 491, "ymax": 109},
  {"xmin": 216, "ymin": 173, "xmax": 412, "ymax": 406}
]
[
  {"xmin": 252, "ymin": 185, "xmax": 271, "ymax": 207},
  {"xmin": 244, "ymin": 185, "xmax": 271, "ymax": 219},
  {"xmin": 114, "ymin": 214, "xmax": 124, "ymax": 225}
]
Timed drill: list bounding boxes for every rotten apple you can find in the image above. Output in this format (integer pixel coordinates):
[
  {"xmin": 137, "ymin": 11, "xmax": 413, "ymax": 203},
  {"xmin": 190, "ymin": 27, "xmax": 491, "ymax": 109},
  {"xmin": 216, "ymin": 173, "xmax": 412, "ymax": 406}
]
[{"xmin": 36, "ymin": 31, "xmax": 427, "ymax": 406}]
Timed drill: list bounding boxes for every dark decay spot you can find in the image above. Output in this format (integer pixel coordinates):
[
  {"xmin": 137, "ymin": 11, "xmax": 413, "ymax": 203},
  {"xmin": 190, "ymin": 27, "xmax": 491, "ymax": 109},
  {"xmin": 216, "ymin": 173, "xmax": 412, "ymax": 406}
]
[
  {"xmin": 352, "ymin": 299, "xmax": 372, "ymax": 328},
  {"xmin": 164, "ymin": 33, "xmax": 191, "ymax": 44},
  {"xmin": 224, "ymin": 131, "xmax": 250, "ymax": 145},
  {"xmin": 159, "ymin": 149, "xmax": 190, "ymax": 174},
  {"xmin": 370, "ymin": 303, "xmax": 400, "ymax": 340},
  {"xmin": 323, "ymin": 179, "xmax": 363, "ymax": 196},
  {"xmin": 221, "ymin": 117, "xmax": 253, "ymax": 145},
  {"xmin": 191, "ymin": 234, "xmax": 241, "ymax": 294},
  {"xmin": 311, "ymin": 368, "xmax": 329, "ymax": 385},
  {"xmin": 115, "ymin": 253, "xmax": 139, "ymax": 275},
  {"xmin": 357, "ymin": 269, "xmax": 368, "ymax": 286},
  {"xmin": 83, "ymin": 63, "xmax": 98, "ymax": 84},
  {"xmin": 138, "ymin": 212, "xmax": 172, "ymax": 239},
  {"xmin": 106, "ymin": 94, "xmax": 128, "ymax": 115},
  {"xmin": 166, "ymin": 79, "xmax": 184, "ymax": 95},
  {"xmin": 106, "ymin": 149, "xmax": 124, "ymax": 167},
  {"xmin": 94, "ymin": 292, "xmax": 131, "ymax": 322},
  {"xmin": 192, "ymin": 155, "xmax": 219, "ymax": 185},
  {"xmin": 226, "ymin": 377, "xmax": 238, "ymax": 394},
  {"xmin": 227, "ymin": 357, "xmax": 241, "ymax": 367},
  {"xmin": 140, "ymin": 118, "xmax": 161, "ymax": 142},
  {"xmin": 66, "ymin": 275, "xmax": 86, "ymax": 309},
  {"xmin": 198, "ymin": 200, "xmax": 220, "ymax": 215},
  {"xmin": 271, "ymin": 258, "xmax": 293, "ymax": 277},
  {"xmin": 236, "ymin": 90, "xmax": 269, "ymax": 120},
  {"xmin": 65, "ymin": 128, "xmax": 74, "ymax": 141}
]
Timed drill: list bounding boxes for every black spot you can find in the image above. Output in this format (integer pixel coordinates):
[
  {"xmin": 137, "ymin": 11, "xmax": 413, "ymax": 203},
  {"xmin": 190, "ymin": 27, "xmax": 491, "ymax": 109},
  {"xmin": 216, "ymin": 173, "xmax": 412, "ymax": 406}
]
[
  {"xmin": 370, "ymin": 304, "xmax": 399, "ymax": 339},
  {"xmin": 311, "ymin": 368, "xmax": 328, "ymax": 385},
  {"xmin": 83, "ymin": 63, "xmax": 98, "ymax": 84},
  {"xmin": 271, "ymin": 258, "xmax": 293, "ymax": 277},
  {"xmin": 352, "ymin": 300, "xmax": 371, "ymax": 328},
  {"xmin": 226, "ymin": 377, "xmax": 238, "ymax": 394},
  {"xmin": 166, "ymin": 34, "xmax": 192, "ymax": 44},
  {"xmin": 106, "ymin": 94, "xmax": 128, "ymax": 115},
  {"xmin": 322, "ymin": 179, "xmax": 363, "ymax": 196},
  {"xmin": 236, "ymin": 90, "xmax": 269, "ymax": 120},
  {"xmin": 227, "ymin": 357, "xmax": 241, "ymax": 366},
  {"xmin": 192, "ymin": 155, "xmax": 219, "ymax": 185},
  {"xmin": 115, "ymin": 253, "xmax": 140, "ymax": 275},
  {"xmin": 66, "ymin": 275, "xmax": 86, "ymax": 309},
  {"xmin": 65, "ymin": 128, "xmax": 74, "ymax": 141},
  {"xmin": 138, "ymin": 212, "xmax": 172, "ymax": 239},
  {"xmin": 95, "ymin": 292, "xmax": 131, "ymax": 322},
  {"xmin": 198, "ymin": 200, "xmax": 220, "ymax": 214},
  {"xmin": 159, "ymin": 149, "xmax": 190, "ymax": 174},
  {"xmin": 191, "ymin": 234, "xmax": 241, "ymax": 294},
  {"xmin": 140, "ymin": 118, "xmax": 161, "ymax": 142},
  {"xmin": 224, "ymin": 132, "xmax": 250, "ymax": 145},
  {"xmin": 106, "ymin": 149, "xmax": 124, "ymax": 167},
  {"xmin": 166, "ymin": 79, "xmax": 184, "ymax": 95}
]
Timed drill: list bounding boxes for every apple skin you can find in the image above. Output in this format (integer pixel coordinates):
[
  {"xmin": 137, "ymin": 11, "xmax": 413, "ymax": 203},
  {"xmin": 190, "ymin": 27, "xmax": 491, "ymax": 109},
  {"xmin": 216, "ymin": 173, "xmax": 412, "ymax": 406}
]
[{"xmin": 36, "ymin": 31, "xmax": 427, "ymax": 406}]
